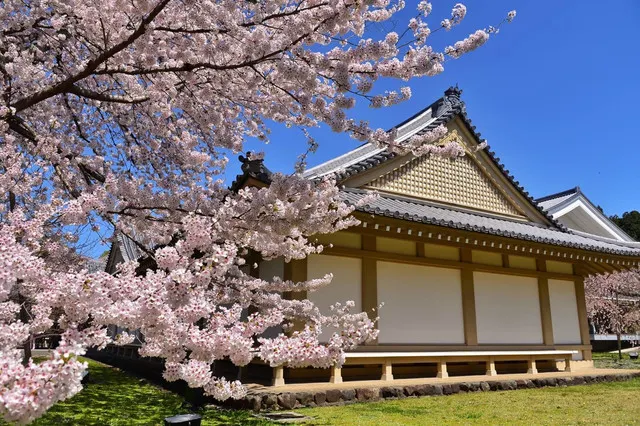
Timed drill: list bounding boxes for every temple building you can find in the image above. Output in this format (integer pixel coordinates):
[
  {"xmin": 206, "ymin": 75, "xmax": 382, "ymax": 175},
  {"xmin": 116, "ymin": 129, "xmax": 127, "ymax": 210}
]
[
  {"xmin": 243, "ymin": 87, "xmax": 640, "ymax": 385},
  {"xmin": 107, "ymin": 87, "xmax": 640, "ymax": 386}
]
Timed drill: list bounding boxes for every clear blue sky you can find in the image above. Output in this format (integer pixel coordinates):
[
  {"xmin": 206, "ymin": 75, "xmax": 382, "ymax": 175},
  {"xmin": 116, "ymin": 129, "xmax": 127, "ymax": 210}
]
[{"xmin": 227, "ymin": 0, "xmax": 640, "ymax": 218}]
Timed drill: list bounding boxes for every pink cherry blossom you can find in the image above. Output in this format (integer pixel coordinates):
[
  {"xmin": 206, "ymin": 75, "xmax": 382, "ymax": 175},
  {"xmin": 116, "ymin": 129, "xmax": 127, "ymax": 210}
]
[{"xmin": 0, "ymin": 1, "xmax": 515, "ymax": 422}]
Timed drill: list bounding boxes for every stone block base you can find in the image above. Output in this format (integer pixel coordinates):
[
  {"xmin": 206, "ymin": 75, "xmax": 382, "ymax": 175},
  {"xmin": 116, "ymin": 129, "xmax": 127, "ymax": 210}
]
[{"xmin": 229, "ymin": 370, "xmax": 640, "ymax": 411}]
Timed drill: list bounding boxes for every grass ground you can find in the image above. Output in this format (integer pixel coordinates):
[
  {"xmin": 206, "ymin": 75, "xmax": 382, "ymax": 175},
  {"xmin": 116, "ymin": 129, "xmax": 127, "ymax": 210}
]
[
  {"xmin": 593, "ymin": 351, "xmax": 640, "ymax": 370},
  {"xmin": 3, "ymin": 354, "xmax": 639, "ymax": 425},
  {"xmin": 298, "ymin": 378, "xmax": 640, "ymax": 425},
  {"xmin": 1, "ymin": 358, "xmax": 270, "ymax": 426}
]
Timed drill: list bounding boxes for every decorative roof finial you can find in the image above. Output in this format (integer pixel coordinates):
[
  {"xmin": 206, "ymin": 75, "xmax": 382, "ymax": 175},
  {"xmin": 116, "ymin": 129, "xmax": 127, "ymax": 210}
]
[
  {"xmin": 444, "ymin": 85, "xmax": 463, "ymax": 100},
  {"xmin": 231, "ymin": 151, "xmax": 273, "ymax": 192},
  {"xmin": 435, "ymin": 85, "xmax": 465, "ymax": 116}
]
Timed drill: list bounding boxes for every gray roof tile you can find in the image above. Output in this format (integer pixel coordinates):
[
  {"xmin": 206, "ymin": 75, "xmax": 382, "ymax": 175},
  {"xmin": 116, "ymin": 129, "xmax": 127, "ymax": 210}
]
[{"xmin": 341, "ymin": 188, "xmax": 640, "ymax": 256}]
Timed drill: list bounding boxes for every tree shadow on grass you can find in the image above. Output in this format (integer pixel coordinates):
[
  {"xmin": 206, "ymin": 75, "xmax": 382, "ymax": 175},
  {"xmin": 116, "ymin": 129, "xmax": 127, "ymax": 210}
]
[{"xmin": 21, "ymin": 359, "xmax": 271, "ymax": 426}]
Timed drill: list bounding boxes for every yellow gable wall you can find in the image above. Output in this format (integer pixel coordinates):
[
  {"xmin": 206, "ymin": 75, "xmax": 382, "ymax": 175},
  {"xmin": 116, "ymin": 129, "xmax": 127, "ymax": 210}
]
[
  {"xmin": 364, "ymin": 128, "xmax": 526, "ymax": 218},
  {"xmin": 367, "ymin": 152, "xmax": 523, "ymax": 217}
]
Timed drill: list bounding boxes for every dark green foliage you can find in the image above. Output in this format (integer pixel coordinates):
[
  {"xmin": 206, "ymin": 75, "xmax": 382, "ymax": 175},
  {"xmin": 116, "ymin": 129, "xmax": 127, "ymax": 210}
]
[{"xmin": 610, "ymin": 210, "xmax": 640, "ymax": 241}]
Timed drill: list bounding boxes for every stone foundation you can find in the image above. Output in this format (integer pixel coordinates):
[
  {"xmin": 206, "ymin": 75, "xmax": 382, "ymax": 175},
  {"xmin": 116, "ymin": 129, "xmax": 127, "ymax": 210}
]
[{"xmin": 228, "ymin": 370, "xmax": 640, "ymax": 411}]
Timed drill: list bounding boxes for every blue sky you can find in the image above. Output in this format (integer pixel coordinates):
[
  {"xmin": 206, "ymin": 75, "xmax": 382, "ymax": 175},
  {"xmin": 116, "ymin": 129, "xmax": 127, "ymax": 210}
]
[{"xmin": 226, "ymin": 0, "xmax": 640, "ymax": 218}]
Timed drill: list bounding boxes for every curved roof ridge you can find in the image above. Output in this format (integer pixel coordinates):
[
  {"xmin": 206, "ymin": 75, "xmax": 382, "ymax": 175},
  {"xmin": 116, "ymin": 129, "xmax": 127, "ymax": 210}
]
[{"xmin": 536, "ymin": 187, "xmax": 581, "ymax": 203}]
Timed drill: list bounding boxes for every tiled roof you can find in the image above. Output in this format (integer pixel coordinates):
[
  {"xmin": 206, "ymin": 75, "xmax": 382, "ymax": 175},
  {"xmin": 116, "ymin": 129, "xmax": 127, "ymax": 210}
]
[
  {"xmin": 302, "ymin": 143, "xmax": 385, "ymax": 179},
  {"xmin": 117, "ymin": 232, "xmax": 146, "ymax": 262},
  {"xmin": 304, "ymin": 87, "xmax": 566, "ymax": 232},
  {"xmin": 535, "ymin": 187, "xmax": 635, "ymax": 242},
  {"xmin": 536, "ymin": 187, "xmax": 580, "ymax": 211},
  {"xmin": 341, "ymin": 188, "xmax": 640, "ymax": 256}
]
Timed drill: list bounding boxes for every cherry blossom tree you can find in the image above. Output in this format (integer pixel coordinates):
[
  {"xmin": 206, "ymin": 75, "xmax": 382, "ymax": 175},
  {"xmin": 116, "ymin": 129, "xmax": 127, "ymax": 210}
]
[
  {"xmin": 585, "ymin": 270, "xmax": 640, "ymax": 359},
  {"xmin": 1, "ymin": 0, "xmax": 515, "ymax": 422}
]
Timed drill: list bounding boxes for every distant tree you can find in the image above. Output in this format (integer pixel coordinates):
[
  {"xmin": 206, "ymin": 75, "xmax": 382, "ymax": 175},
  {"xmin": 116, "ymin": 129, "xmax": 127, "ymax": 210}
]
[
  {"xmin": 585, "ymin": 270, "xmax": 640, "ymax": 359},
  {"xmin": 610, "ymin": 211, "xmax": 640, "ymax": 241}
]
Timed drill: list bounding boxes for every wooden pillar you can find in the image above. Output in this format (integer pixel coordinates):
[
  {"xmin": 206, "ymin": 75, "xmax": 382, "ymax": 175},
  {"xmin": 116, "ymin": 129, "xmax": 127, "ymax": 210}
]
[
  {"xmin": 330, "ymin": 365, "xmax": 343, "ymax": 383},
  {"xmin": 536, "ymin": 259, "xmax": 554, "ymax": 346},
  {"xmin": 460, "ymin": 248, "xmax": 478, "ymax": 346},
  {"xmin": 284, "ymin": 259, "xmax": 307, "ymax": 333},
  {"xmin": 361, "ymin": 235, "xmax": 378, "ymax": 345},
  {"xmin": 486, "ymin": 357, "xmax": 497, "ymax": 376},
  {"xmin": 437, "ymin": 359, "xmax": 448, "ymax": 378},
  {"xmin": 272, "ymin": 365, "xmax": 285, "ymax": 387},
  {"xmin": 284, "ymin": 258, "xmax": 308, "ymax": 300},
  {"xmin": 564, "ymin": 356, "xmax": 573, "ymax": 372},
  {"xmin": 381, "ymin": 359, "xmax": 393, "ymax": 381},
  {"xmin": 574, "ymin": 275, "xmax": 593, "ymax": 360}
]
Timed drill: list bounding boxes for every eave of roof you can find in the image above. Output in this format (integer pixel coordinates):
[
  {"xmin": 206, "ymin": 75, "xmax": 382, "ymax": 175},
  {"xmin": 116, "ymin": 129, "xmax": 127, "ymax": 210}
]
[{"xmin": 341, "ymin": 188, "xmax": 640, "ymax": 257}]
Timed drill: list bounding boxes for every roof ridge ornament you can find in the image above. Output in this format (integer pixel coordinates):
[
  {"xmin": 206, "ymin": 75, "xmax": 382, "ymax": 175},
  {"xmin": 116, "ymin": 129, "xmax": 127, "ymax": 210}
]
[
  {"xmin": 230, "ymin": 151, "xmax": 274, "ymax": 192},
  {"xmin": 238, "ymin": 151, "xmax": 273, "ymax": 183},
  {"xmin": 436, "ymin": 86, "xmax": 465, "ymax": 116}
]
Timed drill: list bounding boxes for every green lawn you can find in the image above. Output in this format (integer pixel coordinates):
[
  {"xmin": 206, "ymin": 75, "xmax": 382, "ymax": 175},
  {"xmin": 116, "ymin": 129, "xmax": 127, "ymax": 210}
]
[
  {"xmin": 298, "ymin": 378, "xmax": 640, "ymax": 425},
  {"xmin": 1, "ymin": 358, "xmax": 269, "ymax": 426},
  {"xmin": 5, "ymin": 355, "xmax": 640, "ymax": 425},
  {"xmin": 593, "ymin": 351, "xmax": 640, "ymax": 370}
]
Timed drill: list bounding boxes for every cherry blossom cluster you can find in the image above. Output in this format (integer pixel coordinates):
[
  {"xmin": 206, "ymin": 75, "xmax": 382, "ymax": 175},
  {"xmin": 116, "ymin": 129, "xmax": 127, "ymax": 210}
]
[
  {"xmin": 1, "ymin": 0, "xmax": 515, "ymax": 422},
  {"xmin": 585, "ymin": 270, "xmax": 640, "ymax": 336},
  {"xmin": 441, "ymin": 3, "xmax": 467, "ymax": 31}
]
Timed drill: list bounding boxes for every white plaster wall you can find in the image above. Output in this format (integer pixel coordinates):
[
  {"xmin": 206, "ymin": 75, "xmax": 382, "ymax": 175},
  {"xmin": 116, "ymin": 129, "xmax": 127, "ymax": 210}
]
[
  {"xmin": 307, "ymin": 255, "xmax": 362, "ymax": 341},
  {"xmin": 472, "ymin": 250, "xmax": 503, "ymax": 266},
  {"xmin": 377, "ymin": 262, "xmax": 465, "ymax": 344},
  {"xmin": 474, "ymin": 272, "xmax": 543, "ymax": 344},
  {"xmin": 548, "ymin": 279, "xmax": 582, "ymax": 344},
  {"xmin": 377, "ymin": 237, "xmax": 416, "ymax": 256},
  {"xmin": 259, "ymin": 258, "xmax": 284, "ymax": 281}
]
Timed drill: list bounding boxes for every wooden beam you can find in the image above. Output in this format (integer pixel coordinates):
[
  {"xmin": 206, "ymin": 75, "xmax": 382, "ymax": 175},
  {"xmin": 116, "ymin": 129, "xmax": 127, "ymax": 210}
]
[
  {"xmin": 283, "ymin": 258, "xmax": 307, "ymax": 333},
  {"xmin": 352, "ymin": 212, "xmax": 640, "ymax": 267},
  {"xmin": 536, "ymin": 259, "xmax": 554, "ymax": 346},
  {"xmin": 575, "ymin": 262, "xmax": 600, "ymax": 277},
  {"xmin": 460, "ymin": 248, "xmax": 478, "ymax": 346},
  {"xmin": 589, "ymin": 262, "xmax": 609, "ymax": 275},
  {"xmin": 361, "ymin": 235, "xmax": 378, "ymax": 345},
  {"xmin": 574, "ymin": 275, "xmax": 593, "ymax": 360},
  {"xmin": 283, "ymin": 259, "xmax": 308, "ymax": 300},
  {"xmin": 597, "ymin": 262, "xmax": 616, "ymax": 274},
  {"xmin": 323, "ymin": 246, "xmax": 577, "ymax": 281}
]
